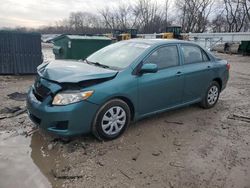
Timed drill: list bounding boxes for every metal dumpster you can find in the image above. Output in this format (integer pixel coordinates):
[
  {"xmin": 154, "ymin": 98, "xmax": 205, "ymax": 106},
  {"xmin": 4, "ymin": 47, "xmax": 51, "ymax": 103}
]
[
  {"xmin": 0, "ymin": 30, "xmax": 42, "ymax": 74},
  {"xmin": 239, "ymin": 41, "xmax": 250, "ymax": 55},
  {"xmin": 52, "ymin": 35, "xmax": 112, "ymax": 60}
]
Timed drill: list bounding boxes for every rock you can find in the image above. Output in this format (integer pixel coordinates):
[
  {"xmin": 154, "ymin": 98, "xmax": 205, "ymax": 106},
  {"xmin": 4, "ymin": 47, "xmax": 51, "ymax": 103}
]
[
  {"xmin": 132, "ymin": 152, "xmax": 140, "ymax": 161},
  {"xmin": 169, "ymin": 181, "xmax": 174, "ymax": 188},
  {"xmin": 164, "ymin": 120, "xmax": 183, "ymax": 125},
  {"xmin": 175, "ymin": 148, "xmax": 181, "ymax": 152},
  {"xmin": 48, "ymin": 143, "xmax": 53, "ymax": 151},
  {"xmin": 169, "ymin": 161, "xmax": 184, "ymax": 168},
  {"xmin": 51, "ymin": 168, "xmax": 83, "ymax": 179},
  {"xmin": 17, "ymin": 129, "xmax": 25, "ymax": 135},
  {"xmin": 98, "ymin": 150, "xmax": 107, "ymax": 156},
  {"xmin": 152, "ymin": 151, "xmax": 161, "ymax": 156},
  {"xmin": 96, "ymin": 160, "xmax": 105, "ymax": 166},
  {"xmin": 173, "ymin": 139, "xmax": 182, "ymax": 147},
  {"xmin": 17, "ymin": 117, "xmax": 26, "ymax": 124},
  {"xmin": 221, "ymin": 124, "xmax": 228, "ymax": 129}
]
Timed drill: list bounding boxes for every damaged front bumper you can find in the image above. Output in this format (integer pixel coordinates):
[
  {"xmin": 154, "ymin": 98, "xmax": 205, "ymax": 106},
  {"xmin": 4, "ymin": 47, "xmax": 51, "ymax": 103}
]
[{"xmin": 26, "ymin": 84, "xmax": 99, "ymax": 137}]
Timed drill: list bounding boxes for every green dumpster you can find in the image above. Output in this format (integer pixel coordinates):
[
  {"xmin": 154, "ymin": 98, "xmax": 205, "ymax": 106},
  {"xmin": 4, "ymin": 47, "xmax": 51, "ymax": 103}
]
[
  {"xmin": 52, "ymin": 35, "xmax": 112, "ymax": 60},
  {"xmin": 239, "ymin": 41, "xmax": 250, "ymax": 55}
]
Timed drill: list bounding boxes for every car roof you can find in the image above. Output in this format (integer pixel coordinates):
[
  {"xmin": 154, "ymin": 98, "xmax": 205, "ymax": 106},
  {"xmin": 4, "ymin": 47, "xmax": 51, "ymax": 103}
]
[{"xmin": 127, "ymin": 38, "xmax": 196, "ymax": 46}]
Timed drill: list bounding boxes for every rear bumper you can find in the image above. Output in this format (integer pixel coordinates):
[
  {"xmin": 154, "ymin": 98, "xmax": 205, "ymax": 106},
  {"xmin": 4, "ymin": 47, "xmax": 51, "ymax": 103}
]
[
  {"xmin": 26, "ymin": 88, "xmax": 99, "ymax": 136},
  {"xmin": 221, "ymin": 70, "xmax": 229, "ymax": 91}
]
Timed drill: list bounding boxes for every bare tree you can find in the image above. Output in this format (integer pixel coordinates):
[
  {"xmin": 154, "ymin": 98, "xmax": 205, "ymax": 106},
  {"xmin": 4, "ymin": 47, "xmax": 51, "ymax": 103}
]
[
  {"xmin": 223, "ymin": 0, "xmax": 248, "ymax": 32},
  {"xmin": 211, "ymin": 14, "xmax": 228, "ymax": 32},
  {"xmin": 242, "ymin": 0, "xmax": 250, "ymax": 22},
  {"xmin": 99, "ymin": 7, "xmax": 117, "ymax": 30},
  {"xmin": 163, "ymin": 0, "xmax": 173, "ymax": 29},
  {"xmin": 165, "ymin": 0, "xmax": 170, "ymax": 24},
  {"xmin": 114, "ymin": 4, "xmax": 137, "ymax": 30},
  {"xmin": 175, "ymin": 0, "xmax": 214, "ymax": 33},
  {"xmin": 12, "ymin": 0, "xmax": 250, "ymax": 34},
  {"xmin": 133, "ymin": 0, "xmax": 163, "ymax": 33},
  {"xmin": 68, "ymin": 12, "xmax": 101, "ymax": 33},
  {"xmin": 99, "ymin": 1, "xmax": 165, "ymax": 33},
  {"xmin": 99, "ymin": 3, "xmax": 137, "ymax": 31}
]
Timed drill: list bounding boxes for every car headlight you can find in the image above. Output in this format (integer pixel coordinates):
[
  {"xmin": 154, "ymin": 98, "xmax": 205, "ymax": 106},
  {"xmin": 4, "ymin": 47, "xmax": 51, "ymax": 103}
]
[{"xmin": 52, "ymin": 90, "xmax": 94, "ymax": 105}]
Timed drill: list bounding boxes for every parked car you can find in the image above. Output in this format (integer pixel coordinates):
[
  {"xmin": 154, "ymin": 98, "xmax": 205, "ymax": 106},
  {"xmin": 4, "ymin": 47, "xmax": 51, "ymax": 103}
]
[{"xmin": 27, "ymin": 39, "xmax": 230, "ymax": 140}]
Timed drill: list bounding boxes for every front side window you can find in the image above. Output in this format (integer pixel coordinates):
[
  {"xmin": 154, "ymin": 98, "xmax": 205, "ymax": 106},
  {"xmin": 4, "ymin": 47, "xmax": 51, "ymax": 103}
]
[
  {"xmin": 144, "ymin": 45, "xmax": 179, "ymax": 69},
  {"xmin": 181, "ymin": 45, "xmax": 209, "ymax": 64}
]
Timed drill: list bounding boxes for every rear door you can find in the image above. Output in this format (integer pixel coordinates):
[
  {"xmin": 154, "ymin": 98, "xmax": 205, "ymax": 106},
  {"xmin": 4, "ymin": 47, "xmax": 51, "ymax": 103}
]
[
  {"xmin": 138, "ymin": 45, "xmax": 184, "ymax": 115},
  {"xmin": 180, "ymin": 44, "xmax": 213, "ymax": 102}
]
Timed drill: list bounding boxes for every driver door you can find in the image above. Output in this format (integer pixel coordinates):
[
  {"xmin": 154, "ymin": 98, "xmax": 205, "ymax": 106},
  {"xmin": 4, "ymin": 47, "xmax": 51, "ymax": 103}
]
[{"xmin": 138, "ymin": 45, "xmax": 184, "ymax": 116}]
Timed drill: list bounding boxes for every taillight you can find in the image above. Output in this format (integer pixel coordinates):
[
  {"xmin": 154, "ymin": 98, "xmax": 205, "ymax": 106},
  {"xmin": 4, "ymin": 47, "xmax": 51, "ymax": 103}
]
[{"xmin": 226, "ymin": 63, "xmax": 230, "ymax": 70}]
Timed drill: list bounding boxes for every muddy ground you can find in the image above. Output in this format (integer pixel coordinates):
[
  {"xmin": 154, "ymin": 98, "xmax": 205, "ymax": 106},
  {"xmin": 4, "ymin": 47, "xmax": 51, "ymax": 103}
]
[{"xmin": 0, "ymin": 50, "xmax": 250, "ymax": 188}]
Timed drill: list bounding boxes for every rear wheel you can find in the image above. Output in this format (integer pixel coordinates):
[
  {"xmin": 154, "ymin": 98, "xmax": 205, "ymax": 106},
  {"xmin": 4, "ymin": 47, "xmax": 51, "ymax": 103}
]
[
  {"xmin": 200, "ymin": 81, "xmax": 220, "ymax": 109},
  {"xmin": 92, "ymin": 99, "xmax": 131, "ymax": 141}
]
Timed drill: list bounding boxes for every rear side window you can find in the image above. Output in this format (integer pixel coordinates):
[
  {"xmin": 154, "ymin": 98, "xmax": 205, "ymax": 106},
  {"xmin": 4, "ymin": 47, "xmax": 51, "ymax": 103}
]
[
  {"xmin": 144, "ymin": 45, "xmax": 179, "ymax": 69},
  {"xmin": 181, "ymin": 45, "xmax": 209, "ymax": 64}
]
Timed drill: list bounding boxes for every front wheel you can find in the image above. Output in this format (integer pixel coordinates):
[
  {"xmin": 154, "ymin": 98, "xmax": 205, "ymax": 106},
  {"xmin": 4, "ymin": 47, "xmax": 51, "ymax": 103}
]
[
  {"xmin": 92, "ymin": 99, "xmax": 131, "ymax": 141},
  {"xmin": 200, "ymin": 81, "xmax": 220, "ymax": 109}
]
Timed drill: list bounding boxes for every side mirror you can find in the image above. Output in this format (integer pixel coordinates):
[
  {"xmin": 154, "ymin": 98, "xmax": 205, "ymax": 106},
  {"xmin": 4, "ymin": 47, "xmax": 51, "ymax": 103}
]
[{"xmin": 140, "ymin": 63, "xmax": 158, "ymax": 74}]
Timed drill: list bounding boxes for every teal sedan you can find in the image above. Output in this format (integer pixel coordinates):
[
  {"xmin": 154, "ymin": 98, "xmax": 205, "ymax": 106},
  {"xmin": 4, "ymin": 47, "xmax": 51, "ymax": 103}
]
[{"xmin": 27, "ymin": 39, "xmax": 229, "ymax": 140}]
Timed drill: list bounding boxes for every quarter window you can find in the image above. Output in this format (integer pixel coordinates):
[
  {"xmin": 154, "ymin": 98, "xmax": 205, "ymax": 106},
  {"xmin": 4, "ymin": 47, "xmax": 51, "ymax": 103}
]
[
  {"xmin": 144, "ymin": 46, "xmax": 179, "ymax": 69},
  {"xmin": 181, "ymin": 45, "xmax": 209, "ymax": 64}
]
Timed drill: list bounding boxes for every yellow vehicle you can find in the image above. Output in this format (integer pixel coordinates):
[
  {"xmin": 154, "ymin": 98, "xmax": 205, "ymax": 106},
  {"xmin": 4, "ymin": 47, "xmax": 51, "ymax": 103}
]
[
  {"xmin": 113, "ymin": 29, "xmax": 138, "ymax": 41},
  {"xmin": 156, "ymin": 32, "xmax": 174, "ymax": 39},
  {"xmin": 166, "ymin": 26, "xmax": 182, "ymax": 39},
  {"xmin": 118, "ymin": 33, "xmax": 131, "ymax": 41},
  {"xmin": 156, "ymin": 26, "xmax": 182, "ymax": 39}
]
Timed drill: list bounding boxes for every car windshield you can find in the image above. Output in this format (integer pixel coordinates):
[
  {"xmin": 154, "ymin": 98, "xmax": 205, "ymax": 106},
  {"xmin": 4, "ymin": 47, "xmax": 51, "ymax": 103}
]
[{"xmin": 86, "ymin": 41, "xmax": 151, "ymax": 69}]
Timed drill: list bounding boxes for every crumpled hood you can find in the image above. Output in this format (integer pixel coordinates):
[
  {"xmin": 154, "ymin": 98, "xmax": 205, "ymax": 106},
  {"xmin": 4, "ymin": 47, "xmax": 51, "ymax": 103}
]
[{"xmin": 37, "ymin": 60, "xmax": 118, "ymax": 83}]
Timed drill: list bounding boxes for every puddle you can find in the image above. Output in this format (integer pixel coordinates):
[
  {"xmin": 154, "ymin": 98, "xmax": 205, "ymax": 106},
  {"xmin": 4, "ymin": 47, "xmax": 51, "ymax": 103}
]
[{"xmin": 0, "ymin": 130, "xmax": 63, "ymax": 188}]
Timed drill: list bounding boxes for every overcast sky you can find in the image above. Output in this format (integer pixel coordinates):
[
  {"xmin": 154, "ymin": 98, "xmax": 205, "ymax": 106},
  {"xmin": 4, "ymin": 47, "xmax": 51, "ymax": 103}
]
[{"xmin": 0, "ymin": 0, "xmax": 165, "ymax": 28}]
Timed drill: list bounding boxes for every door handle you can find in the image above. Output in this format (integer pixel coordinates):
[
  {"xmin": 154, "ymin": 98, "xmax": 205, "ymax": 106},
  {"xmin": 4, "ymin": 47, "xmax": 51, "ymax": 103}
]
[
  {"xmin": 207, "ymin": 65, "xmax": 211, "ymax": 69},
  {"xmin": 176, "ymin": 71, "xmax": 182, "ymax": 76},
  {"xmin": 176, "ymin": 71, "xmax": 181, "ymax": 75}
]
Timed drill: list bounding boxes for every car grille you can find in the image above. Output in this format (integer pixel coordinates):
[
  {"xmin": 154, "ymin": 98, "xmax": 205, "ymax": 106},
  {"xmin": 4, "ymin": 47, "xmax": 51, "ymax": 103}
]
[{"xmin": 33, "ymin": 78, "xmax": 51, "ymax": 102}]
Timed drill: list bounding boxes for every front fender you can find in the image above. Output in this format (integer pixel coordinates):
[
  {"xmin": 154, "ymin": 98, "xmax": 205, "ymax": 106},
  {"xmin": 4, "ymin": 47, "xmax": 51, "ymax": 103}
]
[{"xmin": 86, "ymin": 71, "xmax": 138, "ymax": 116}]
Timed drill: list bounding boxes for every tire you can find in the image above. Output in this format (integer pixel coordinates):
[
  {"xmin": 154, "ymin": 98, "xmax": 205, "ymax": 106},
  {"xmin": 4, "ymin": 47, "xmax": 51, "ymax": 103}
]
[
  {"xmin": 200, "ymin": 81, "xmax": 220, "ymax": 109},
  {"xmin": 92, "ymin": 99, "xmax": 131, "ymax": 141}
]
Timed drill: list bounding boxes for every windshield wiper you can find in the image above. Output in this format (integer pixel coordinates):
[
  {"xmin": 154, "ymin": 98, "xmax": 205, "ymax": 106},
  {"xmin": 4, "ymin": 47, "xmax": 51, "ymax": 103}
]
[
  {"xmin": 92, "ymin": 62, "xmax": 110, "ymax": 69},
  {"xmin": 83, "ymin": 59, "xmax": 110, "ymax": 69}
]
